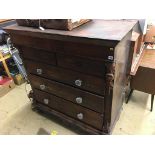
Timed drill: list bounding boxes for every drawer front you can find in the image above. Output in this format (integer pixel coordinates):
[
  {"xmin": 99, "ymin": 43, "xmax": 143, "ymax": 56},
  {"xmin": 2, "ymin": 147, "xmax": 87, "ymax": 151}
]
[
  {"xmin": 57, "ymin": 53, "xmax": 105, "ymax": 77},
  {"xmin": 12, "ymin": 35, "xmax": 62, "ymax": 52},
  {"xmin": 12, "ymin": 35, "xmax": 114, "ymax": 61},
  {"xmin": 25, "ymin": 60, "xmax": 105, "ymax": 95},
  {"xmin": 20, "ymin": 46, "xmax": 56, "ymax": 65},
  {"xmin": 61, "ymin": 41, "xmax": 114, "ymax": 61},
  {"xmin": 34, "ymin": 89, "xmax": 104, "ymax": 130},
  {"xmin": 29, "ymin": 74, "xmax": 104, "ymax": 113}
]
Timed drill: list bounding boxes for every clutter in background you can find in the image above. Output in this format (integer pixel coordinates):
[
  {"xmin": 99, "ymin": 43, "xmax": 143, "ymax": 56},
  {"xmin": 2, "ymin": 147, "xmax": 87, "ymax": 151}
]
[{"xmin": 0, "ymin": 22, "xmax": 27, "ymax": 97}]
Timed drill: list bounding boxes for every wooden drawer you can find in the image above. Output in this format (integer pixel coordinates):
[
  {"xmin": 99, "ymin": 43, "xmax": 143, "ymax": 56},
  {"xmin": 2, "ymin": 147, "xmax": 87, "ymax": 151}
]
[
  {"xmin": 61, "ymin": 41, "xmax": 114, "ymax": 61},
  {"xmin": 20, "ymin": 46, "xmax": 56, "ymax": 65},
  {"xmin": 11, "ymin": 35, "xmax": 62, "ymax": 52},
  {"xmin": 29, "ymin": 74, "xmax": 104, "ymax": 113},
  {"xmin": 34, "ymin": 89, "xmax": 104, "ymax": 130},
  {"xmin": 11, "ymin": 35, "xmax": 114, "ymax": 61},
  {"xmin": 25, "ymin": 60, "xmax": 105, "ymax": 95},
  {"xmin": 131, "ymin": 66, "xmax": 155, "ymax": 94},
  {"xmin": 57, "ymin": 53, "xmax": 105, "ymax": 77}
]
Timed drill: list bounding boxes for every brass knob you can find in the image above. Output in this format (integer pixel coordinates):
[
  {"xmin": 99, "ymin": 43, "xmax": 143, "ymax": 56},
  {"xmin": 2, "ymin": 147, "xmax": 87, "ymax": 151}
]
[
  {"xmin": 75, "ymin": 97, "xmax": 82, "ymax": 104},
  {"xmin": 75, "ymin": 79, "xmax": 82, "ymax": 87},
  {"xmin": 43, "ymin": 98, "xmax": 49, "ymax": 105},
  {"xmin": 40, "ymin": 84, "xmax": 46, "ymax": 90},
  {"xmin": 77, "ymin": 113, "xmax": 83, "ymax": 120},
  {"xmin": 36, "ymin": 68, "xmax": 42, "ymax": 75}
]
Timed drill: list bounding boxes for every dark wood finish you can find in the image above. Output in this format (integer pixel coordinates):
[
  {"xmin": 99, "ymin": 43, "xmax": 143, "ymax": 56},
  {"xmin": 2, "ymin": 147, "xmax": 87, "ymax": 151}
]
[
  {"xmin": 12, "ymin": 34, "xmax": 115, "ymax": 61},
  {"xmin": 131, "ymin": 66, "xmax": 155, "ymax": 94},
  {"xmin": 104, "ymin": 30, "xmax": 133, "ymax": 133},
  {"xmin": 57, "ymin": 53, "xmax": 105, "ymax": 77},
  {"xmin": 11, "ymin": 34, "xmax": 61, "ymax": 52},
  {"xmin": 129, "ymin": 49, "xmax": 155, "ymax": 111},
  {"xmin": 5, "ymin": 20, "xmax": 138, "ymax": 46},
  {"xmin": 34, "ymin": 89, "xmax": 103, "ymax": 130},
  {"xmin": 29, "ymin": 74, "xmax": 104, "ymax": 113},
  {"xmin": 25, "ymin": 60, "xmax": 106, "ymax": 95},
  {"xmin": 60, "ymin": 41, "xmax": 114, "ymax": 61},
  {"xmin": 5, "ymin": 20, "xmax": 140, "ymax": 134},
  {"xmin": 20, "ymin": 46, "xmax": 56, "ymax": 65},
  {"xmin": 131, "ymin": 50, "xmax": 155, "ymax": 95},
  {"xmin": 33, "ymin": 102, "xmax": 105, "ymax": 134}
]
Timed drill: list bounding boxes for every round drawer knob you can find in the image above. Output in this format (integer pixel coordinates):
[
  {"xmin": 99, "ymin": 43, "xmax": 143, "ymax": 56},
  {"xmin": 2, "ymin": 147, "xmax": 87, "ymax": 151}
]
[
  {"xmin": 77, "ymin": 113, "xmax": 83, "ymax": 120},
  {"xmin": 75, "ymin": 79, "xmax": 82, "ymax": 87},
  {"xmin": 75, "ymin": 97, "xmax": 82, "ymax": 104},
  {"xmin": 40, "ymin": 84, "xmax": 46, "ymax": 90},
  {"xmin": 108, "ymin": 56, "xmax": 114, "ymax": 60},
  {"xmin": 110, "ymin": 47, "xmax": 114, "ymax": 51},
  {"xmin": 36, "ymin": 68, "xmax": 42, "ymax": 75},
  {"xmin": 43, "ymin": 98, "xmax": 49, "ymax": 105}
]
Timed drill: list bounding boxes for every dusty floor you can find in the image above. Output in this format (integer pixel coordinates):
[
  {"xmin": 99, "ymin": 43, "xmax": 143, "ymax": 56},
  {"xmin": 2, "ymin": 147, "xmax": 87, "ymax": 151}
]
[{"xmin": 0, "ymin": 83, "xmax": 155, "ymax": 135}]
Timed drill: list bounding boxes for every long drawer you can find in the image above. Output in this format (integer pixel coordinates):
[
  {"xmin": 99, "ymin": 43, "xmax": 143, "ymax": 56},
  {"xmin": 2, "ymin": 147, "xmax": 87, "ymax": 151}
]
[
  {"xmin": 25, "ymin": 60, "xmax": 105, "ymax": 95},
  {"xmin": 57, "ymin": 53, "xmax": 105, "ymax": 77},
  {"xmin": 34, "ymin": 89, "xmax": 104, "ymax": 130},
  {"xmin": 29, "ymin": 74, "xmax": 104, "ymax": 113},
  {"xmin": 12, "ymin": 35, "xmax": 114, "ymax": 61},
  {"xmin": 20, "ymin": 46, "xmax": 56, "ymax": 65}
]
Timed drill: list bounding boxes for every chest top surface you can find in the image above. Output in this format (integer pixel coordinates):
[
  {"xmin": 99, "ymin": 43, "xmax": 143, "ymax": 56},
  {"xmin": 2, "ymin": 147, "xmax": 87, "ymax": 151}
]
[{"xmin": 4, "ymin": 20, "xmax": 138, "ymax": 44}]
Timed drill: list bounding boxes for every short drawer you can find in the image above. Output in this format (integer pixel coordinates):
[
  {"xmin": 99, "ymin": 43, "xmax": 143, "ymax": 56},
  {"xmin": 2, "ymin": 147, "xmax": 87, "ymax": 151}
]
[
  {"xmin": 21, "ymin": 46, "xmax": 56, "ymax": 65},
  {"xmin": 29, "ymin": 74, "xmax": 104, "ymax": 113},
  {"xmin": 34, "ymin": 89, "xmax": 104, "ymax": 130},
  {"xmin": 25, "ymin": 60, "xmax": 105, "ymax": 95},
  {"xmin": 57, "ymin": 53, "xmax": 105, "ymax": 77},
  {"xmin": 61, "ymin": 41, "xmax": 114, "ymax": 61}
]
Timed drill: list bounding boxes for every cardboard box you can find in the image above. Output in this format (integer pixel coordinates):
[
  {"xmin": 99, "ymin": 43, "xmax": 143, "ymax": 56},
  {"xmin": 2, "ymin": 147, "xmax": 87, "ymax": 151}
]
[
  {"xmin": 16, "ymin": 19, "xmax": 91, "ymax": 31},
  {"xmin": 0, "ymin": 78, "xmax": 15, "ymax": 97}
]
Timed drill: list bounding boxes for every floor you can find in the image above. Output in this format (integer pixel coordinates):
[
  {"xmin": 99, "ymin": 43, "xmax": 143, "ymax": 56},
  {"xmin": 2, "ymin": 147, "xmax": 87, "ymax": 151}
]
[{"xmin": 0, "ymin": 83, "xmax": 155, "ymax": 135}]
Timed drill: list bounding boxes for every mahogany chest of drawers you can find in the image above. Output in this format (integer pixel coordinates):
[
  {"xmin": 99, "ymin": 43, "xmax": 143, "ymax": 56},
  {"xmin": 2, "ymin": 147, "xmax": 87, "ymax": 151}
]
[{"xmin": 5, "ymin": 20, "xmax": 140, "ymax": 134}]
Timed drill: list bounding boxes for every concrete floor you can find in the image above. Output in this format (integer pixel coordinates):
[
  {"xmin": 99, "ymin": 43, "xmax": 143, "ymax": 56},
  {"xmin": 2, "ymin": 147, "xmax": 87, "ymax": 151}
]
[{"xmin": 0, "ymin": 83, "xmax": 155, "ymax": 135}]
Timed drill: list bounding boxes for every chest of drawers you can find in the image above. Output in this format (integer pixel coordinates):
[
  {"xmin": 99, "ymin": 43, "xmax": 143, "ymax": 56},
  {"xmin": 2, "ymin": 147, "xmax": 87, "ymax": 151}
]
[{"xmin": 5, "ymin": 20, "xmax": 141, "ymax": 134}]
